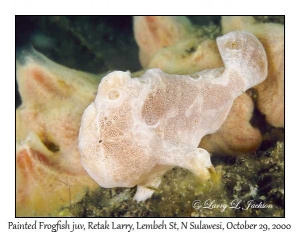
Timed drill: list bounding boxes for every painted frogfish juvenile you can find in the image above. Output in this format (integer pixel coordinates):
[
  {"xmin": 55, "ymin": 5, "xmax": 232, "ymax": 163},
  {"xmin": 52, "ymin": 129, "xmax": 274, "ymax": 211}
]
[{"xmin": 78, "ymin": 31, "xmax": 268, "ymax": 201}]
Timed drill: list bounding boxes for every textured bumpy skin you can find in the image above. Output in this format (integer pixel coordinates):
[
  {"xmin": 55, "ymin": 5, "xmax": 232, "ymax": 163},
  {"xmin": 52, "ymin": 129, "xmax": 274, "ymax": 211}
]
[
  {"xmin": 222, "ymin": 16, "xmax": 284, "ymax": 127},
  {"xmin": 78, "ymin": 31, "xmax": 268, "ymax": 202}
]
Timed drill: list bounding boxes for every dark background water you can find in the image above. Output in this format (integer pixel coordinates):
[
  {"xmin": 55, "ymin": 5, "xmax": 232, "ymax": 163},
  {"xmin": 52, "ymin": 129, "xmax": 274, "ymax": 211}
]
[{"xmin": 15, "ymin": 16, "xmax": 221, "ymax": 107}]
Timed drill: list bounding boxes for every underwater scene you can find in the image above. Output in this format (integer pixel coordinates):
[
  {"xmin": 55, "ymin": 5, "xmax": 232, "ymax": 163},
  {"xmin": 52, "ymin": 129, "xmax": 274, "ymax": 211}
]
[{"xmin": 15, "ymin": 16, "xmax": 284, "ymax": 217}]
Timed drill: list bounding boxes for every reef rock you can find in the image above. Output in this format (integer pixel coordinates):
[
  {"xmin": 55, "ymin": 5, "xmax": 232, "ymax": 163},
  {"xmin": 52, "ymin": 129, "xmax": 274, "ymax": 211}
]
[
  {"xmin": 16, "ymin": 50, "xmax": 98, "ymax": 216},
  {"xmin": 78, "ymin": 31, "xmax": 268, "ymax": 201}
]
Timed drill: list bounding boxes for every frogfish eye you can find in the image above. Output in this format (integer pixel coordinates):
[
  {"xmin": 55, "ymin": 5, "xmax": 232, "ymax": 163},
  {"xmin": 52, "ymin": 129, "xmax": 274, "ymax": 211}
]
[{"xmin": 107, "ymin": 89, "xmax": 121, "ymax": 100}]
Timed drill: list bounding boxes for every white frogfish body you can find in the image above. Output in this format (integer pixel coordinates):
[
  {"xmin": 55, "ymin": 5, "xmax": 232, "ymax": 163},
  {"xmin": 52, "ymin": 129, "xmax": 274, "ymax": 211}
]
[{"xmin": 78, "ymin": 31, "xmax": 267, "ymax": 201}]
